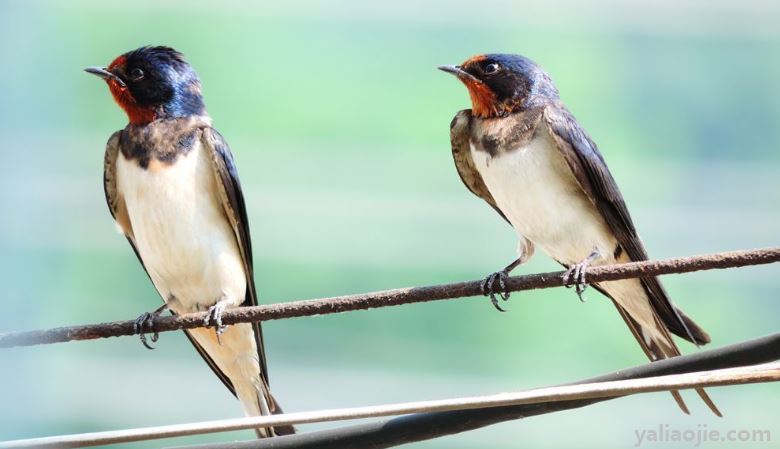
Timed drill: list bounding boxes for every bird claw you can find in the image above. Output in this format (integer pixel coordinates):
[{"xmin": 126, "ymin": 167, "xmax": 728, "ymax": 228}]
[
  {"xmin": 133, "ymin": 305, "xmax": 167, "ymax": 350},
  {"xmin": 204, "ymin": 300, "xmax": 229, "ymax": 342},
  {"xmin": 480, "ymin": 270, "xmax": 511, "ymax": 312},
  {"xmin": 562, "ymin": 261, "xmax": 591, "ymax": 302}
]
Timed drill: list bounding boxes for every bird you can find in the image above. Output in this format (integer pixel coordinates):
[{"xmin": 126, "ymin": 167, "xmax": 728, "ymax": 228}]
[
  {"xmin": 439, "ymin": 53, "xmax": 720, "ymax": 416},
  {"xmin": 86, "ymin": 46, "xmax": 294, "ymax": 437}
]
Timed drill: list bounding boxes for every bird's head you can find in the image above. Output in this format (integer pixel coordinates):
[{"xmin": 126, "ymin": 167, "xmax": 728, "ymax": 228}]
[
  {"xmin": 86, "ymin": 46, "xmax": 206, "ymax": 125},
  {"xmin": 439, "ymin": 54, "xmax": 557, "ymax": 119}
]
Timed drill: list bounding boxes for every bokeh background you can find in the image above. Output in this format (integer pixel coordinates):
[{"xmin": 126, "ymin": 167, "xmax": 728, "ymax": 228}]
[{"xmin": 1, "ymin": 0, "xmax": 778, "ymax": 447}]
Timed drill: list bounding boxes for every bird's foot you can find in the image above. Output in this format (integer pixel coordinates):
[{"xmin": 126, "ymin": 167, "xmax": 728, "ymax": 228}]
[
  {"xmin": 204, "ymin": 298, "xmax": 231, "ymax": 343},
  {"xmin": 133, "ymin": 304, "xmax": 169, "ymax": 350},
  {"xmin": 562, "ymin": 249, "xmax": 601, "ymax": 302},
  {"xmin": 481, "ymin": 270, "xmax": 511, "ymax": 312},
  {"xmin": 562, "ymin": 263, "xmax": 588, "ymax": 301}
]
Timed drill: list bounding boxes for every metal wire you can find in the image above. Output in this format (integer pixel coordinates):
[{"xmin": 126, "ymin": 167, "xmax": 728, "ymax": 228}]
[
  {"xmin": 1, "ymin": 247, "xmax": 778, "ymax": 348},
  {"xmin": 1, "ymin": 247, "xmax": 778, "ymax": 449},
  {"xmin": 3, "ymin": 364, "xmax": 778, "ymax": 449}
]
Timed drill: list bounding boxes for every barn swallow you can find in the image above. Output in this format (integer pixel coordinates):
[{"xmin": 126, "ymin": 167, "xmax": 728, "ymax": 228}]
[
  {"xmin": 86, "ymin": 46, "xmax": 293, "ymax": 437},
  {"xmin": 439, "ymin": 54, "xmax": 720, "ymax": 416}
]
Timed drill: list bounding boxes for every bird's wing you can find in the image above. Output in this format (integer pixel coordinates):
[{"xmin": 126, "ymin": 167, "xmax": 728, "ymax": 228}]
[
  {"xmin": 104, "ymin": 132, "xmax": 133, "ymax": 239},
  {"xmin": 542, "ymin": 103, "xmax": 710, "ymax": 346},
  {"xmin": 104, "ymin": 130, "xmax": 239, "ymax": 397},
  {"xmin": 103, "ymin": 131, "xmax": 151, "ymax": 272},
  {"xmin": 450, "ymin": 109, "xmax": 509, "ymax": 223},
  {"xmin": 201, "ymin": 128, "xmax": 270, "ymax": 383},
  {"xmin": 202, "ymin": 130, "xmax": 295, "ymax": 434}
]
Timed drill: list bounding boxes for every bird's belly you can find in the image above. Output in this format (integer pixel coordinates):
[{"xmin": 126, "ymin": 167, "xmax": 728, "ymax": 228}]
[
  {"xmin": 471, "ymin": 133, "xmax": 618, "ymax": 265},
  {"xmin": 116, "ymin": 143, "xmax": 246, "ymax": 312}
]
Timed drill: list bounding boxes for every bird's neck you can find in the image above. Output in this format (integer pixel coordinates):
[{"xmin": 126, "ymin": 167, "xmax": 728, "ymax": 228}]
[{"xmin": 109, "ymin": 83, "xmax": 207, "ymax": 126}]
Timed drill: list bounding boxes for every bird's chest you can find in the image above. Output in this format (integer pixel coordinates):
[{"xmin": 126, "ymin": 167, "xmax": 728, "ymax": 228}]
[
  {"xmin": 470, "ymin": 131, "xmax": 611, "ymax": 263},
  {"xmin": 116, "ymin": 141, "xmax": 242, "ymax": 308},
  {"xmin": 117, "ymin": 139, "xmax": 219, "ymax": 242}
]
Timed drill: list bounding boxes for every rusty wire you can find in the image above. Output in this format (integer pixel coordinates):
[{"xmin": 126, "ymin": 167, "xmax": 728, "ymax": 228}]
[{"xmin": 1, "ymin": 247, "xmax": 778, "ymax": 348}]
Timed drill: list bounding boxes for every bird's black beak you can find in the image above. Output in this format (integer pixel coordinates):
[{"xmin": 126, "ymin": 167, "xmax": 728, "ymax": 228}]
[
  {"xmin": 84, "ymin": 67, "xmax": 126, "ymax": 88},
  {"xmin": 437, "ymin": 65, "xmax": 479, "ymax": 83}
]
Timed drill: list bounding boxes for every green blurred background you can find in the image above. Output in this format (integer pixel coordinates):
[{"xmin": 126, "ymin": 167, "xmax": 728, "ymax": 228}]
[{"xmin": 0, "ymin": 0, "xmax": 778, "ymax": 447}]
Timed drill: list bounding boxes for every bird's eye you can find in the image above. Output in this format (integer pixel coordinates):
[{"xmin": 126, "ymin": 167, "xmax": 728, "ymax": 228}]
[
  {"xmin": 483, "ymin": 63, "xmax": 500, "ymax": 75},
  {"xmin": 129, "ymin": 68, "xmax": 144, "ymax": 81}
]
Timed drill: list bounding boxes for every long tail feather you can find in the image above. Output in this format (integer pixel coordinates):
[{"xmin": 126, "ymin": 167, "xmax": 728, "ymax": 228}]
[
  {"xmin": 603, "ymin": 288, "xmax": 720, "ymax": 416},
  {"xmin": 252, "ymin": 380, "xmax": 296, "ymax": 438}
]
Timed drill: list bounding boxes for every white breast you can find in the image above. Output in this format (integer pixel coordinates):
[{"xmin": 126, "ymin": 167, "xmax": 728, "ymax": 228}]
[
  {"xmin": 472, "ymin": 128, "xmax": 663, "ymax": 336},
  {"xmin": 470, "ymin": 129, "xmax": 617, "ymax": 266},
  {"xmin": 116, "ymin": 139, "xmax": 246, "ymax": 313}
]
